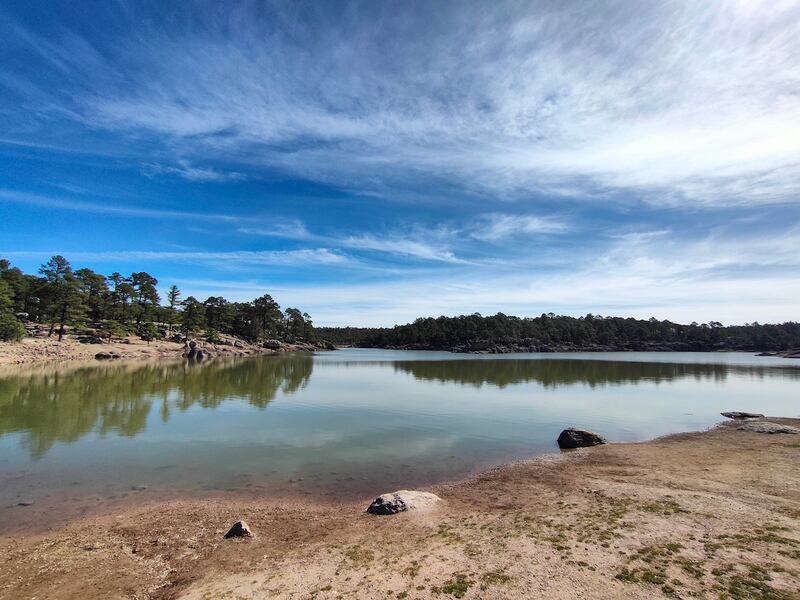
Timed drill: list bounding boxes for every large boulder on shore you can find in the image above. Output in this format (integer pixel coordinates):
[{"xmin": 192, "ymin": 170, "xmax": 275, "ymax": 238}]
[
  {"xmin": 366, "ymin": 490, "xmax": 441, "ymax": 515},
  {"xmin": 737, "ymin": 421, "xmax": 800, "ymax": 435},
  {"xmin": 721, "ymin": 411, "xmax": 764, "ymax": 420},
  {"xmin": 557, "ymin": 428, "xmax": 608, "ymax": 449}
]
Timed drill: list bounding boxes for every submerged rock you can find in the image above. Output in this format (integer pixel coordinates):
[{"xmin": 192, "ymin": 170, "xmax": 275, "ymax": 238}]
[
  {"xmin": 557, "ymin": 428, "xmax": 608, "ymax": 449},
  {"xmin": 366, "ymin": 490, "xmax": 441, "ymax": 515},
  {"xmin": 721, "ymin": 411, "xmax": 764, "ymax": 420},
  {"xmin": 737, "ymin": 421, "xmax": 800, "ymax": 435},
  {"xmin": 224, "ymin": 520, "xmax": 254, "ymax": 539}
]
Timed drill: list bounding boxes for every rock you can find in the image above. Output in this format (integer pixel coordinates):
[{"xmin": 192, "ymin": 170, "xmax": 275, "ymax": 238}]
[
  {"xmin": 224, "ymin": 520, "xmax": 254, "ymax": 538},
  {"xmin": 131, "ymin": 485, "xmax": 148, "ymax": 491},
  {"xmin": 263, "ymin": 339, "xmax": 283, "ymax": 350},
  {"xmin": 366, "ymin": 490, "xmax": 441, "ymax": 515},
  {"xmin": 185, "ymin": 341, "xmax": 199, "ymax": 359},
  {"xmin": 557, "ymin": 428, "xmax": 608, "ymax": 449},
  {"xmin": 16, "ymin": 501, "xmax": 34, "ymax": 507},
  {"xmin": 737, "ymin": 421, "xmax": 800, "ymax": 435},
  {"xmin": 95, "ymin": 352, "xmax": 113, "ymax": 360},
  {"xmin": 721, "ymin": 411, "xmax": 764, "ymax": 420}
]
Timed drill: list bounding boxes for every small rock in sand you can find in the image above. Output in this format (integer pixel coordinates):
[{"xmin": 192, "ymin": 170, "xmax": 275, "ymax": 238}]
[
  {"xmin": 737, "ymin": 421, "xmax": 800, "ymax": 435},
  {"xmin": 131, "ymin": 485, "xmax": 148, "ymax": 491},
  {"xmin": 721, "ymin": 411, "xmax": 764, "ymax": 420},
  {"xmin": 557, "ymin": 428, "xmax": 608, "ymax": 449},
  {"xmin": 17, "ymin": 501, "xmax": 34, "ymax": 507},
  {"xmin": 224, "ymin": 520, "xmax": 254, "ymax": 538},
  {"xmin": 366, "ymin": 490, "xmax": 441, "ymax": 515}
]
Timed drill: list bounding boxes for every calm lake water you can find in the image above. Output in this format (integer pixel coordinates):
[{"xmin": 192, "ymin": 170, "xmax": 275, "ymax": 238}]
[{"xmin": 1, "ymin": 349, "xmax": 798, "ymax": 530}]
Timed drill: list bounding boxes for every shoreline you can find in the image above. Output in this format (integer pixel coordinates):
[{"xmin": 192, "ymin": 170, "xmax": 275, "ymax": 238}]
[
  {"xmin": 0, "ymin": 335, "xmax": 329, "ymax": 369},
  {"xmin": 2, "ymin": 418, "xmax": 798, "ymax": 599},
  {"xmin": 2, "ymin": 337, "xmax": 796, "ymax": 371}
]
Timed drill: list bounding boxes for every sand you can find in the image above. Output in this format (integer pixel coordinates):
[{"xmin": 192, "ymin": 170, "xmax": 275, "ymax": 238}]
[{"xmin": 1, "ymin": 418, "xmax": 798, "ymax": 599}]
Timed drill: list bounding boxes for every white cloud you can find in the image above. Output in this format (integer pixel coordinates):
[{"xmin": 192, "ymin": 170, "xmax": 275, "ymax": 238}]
[
  {"xmin": 240, "ymin": 222, "xmax": 465, "ymax": 263},
  {"xmin": 0, "ymin": 189, "xmax": 244, "ymax": 222},
  {"xmin": 174, "ymin": 225, "xmax": 800, "ymax": 326},
  {"xmin": 471, "ymin": 213, "xmax": 567, "ymax": 242},
  {"xmin": 6, "ymin": 0, "xmax": 800, "ymax": 205},
  {"xmin": 141, "ymin": 160, "xmax": 245, "ymax": 182},
  {"xmin": 1, "ymin": 249, "xmax": 351, "ymax": 268}
]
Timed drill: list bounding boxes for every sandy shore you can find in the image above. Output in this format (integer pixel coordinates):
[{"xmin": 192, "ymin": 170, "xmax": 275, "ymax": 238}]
[
  {"xmin": 1, "ymin": 419, "xmax": 798, "ymax": 599},
  {"xmin": 0, "ymin": 336, "xmax": 317, "ymax": 368}
]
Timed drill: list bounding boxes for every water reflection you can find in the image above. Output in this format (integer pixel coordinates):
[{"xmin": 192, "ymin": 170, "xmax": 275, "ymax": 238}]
[
  {"xmin": 393, "ymin": 358, "xmax": 800, "ymax": 388},
  {"xmin": 0, "ymin": 353, "xmax": 797, "ymax": 460},
  {"xmin": 0, "ymin": 356, "xmax": 313, "ymax": 457}
]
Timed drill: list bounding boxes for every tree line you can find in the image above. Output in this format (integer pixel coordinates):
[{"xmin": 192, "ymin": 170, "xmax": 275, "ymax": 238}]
[
  {"xmin": 0, "ymin": 256, "xmax": 315, "ymax": 343},
  {"xmin": 317, "ymin": 312, "xmax": 800, "ymax": 352}
]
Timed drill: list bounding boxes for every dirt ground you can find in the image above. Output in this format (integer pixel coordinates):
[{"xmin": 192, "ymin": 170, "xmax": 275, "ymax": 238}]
[{"xmin": 1, "ymin": 419, "xmax": 798, "ymax": 599}]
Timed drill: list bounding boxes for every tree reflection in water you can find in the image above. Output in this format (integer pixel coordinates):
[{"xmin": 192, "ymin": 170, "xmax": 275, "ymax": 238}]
[
  {"xmin": 1, "ymin": 354, "xmax": 796, "ymax": 459},
  {"xmin": 0, "ymin": 355, "xmax": 313, "ymax": 458},
  {"xmin": 391, "ymin": 358, "xmax": 799, "ymax": 389}
]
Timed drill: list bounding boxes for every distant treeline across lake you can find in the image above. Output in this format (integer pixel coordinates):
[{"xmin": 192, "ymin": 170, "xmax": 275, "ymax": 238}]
[{"xmin": 317, "ymin": 313, "xmax": 800, "ymax": 354}]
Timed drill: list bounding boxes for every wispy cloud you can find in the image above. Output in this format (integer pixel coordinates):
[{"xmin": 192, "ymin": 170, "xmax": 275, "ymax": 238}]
[
  {"xmin": 141, "ymin": 160, "xmax": 245, "ymax": 182},
  {"xmin": 175, "ymin": 224, "xmax": 800, "ymax": 326},
  {"xmin": 337, "ymin": 234, "xmax": 463, "ymax": 263},
  {"xmin": 240, "ymin": 221, "xmax": 465, "ymax": 263},
  {"xmin": 5, "ymin": 1, "xmax": 798, "ymax": 205},
  {"xmin": 471, "ymin": 214, "xmax": 568, "ymax": 242},
  {"xmin": 1, "ymin": 248, "xmax": 351, "ymax": 268},
  {"xmin": 0, "ymin": 189, "xmax": 244, "ymax": 222}
]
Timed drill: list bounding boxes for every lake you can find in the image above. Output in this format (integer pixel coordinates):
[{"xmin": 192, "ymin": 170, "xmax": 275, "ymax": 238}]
[{"xmin": 1, "ymin": 349, "xmax": 798, "ymax": 531}]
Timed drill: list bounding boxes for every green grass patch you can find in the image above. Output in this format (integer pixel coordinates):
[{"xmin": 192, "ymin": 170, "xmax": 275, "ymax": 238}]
[{"xmin": 431, "ymin": 573, "xmax": 474, "ymax": 598}]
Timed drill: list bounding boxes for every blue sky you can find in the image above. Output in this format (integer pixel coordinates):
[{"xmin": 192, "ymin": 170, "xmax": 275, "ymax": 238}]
[{"xmin": 1, "ymin": 0, "xmax": 799, "ymax": 326}]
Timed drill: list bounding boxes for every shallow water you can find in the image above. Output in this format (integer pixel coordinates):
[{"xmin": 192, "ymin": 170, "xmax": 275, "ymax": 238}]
[{"xmin": 0, "ymin": 349, "xmax": 798, "ymax": 530}]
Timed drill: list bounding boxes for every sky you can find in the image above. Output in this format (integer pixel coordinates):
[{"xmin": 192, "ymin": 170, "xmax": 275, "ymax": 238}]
[{"xmin": 1, "ymin": 0, "xmax": 799, "ymax": 327}]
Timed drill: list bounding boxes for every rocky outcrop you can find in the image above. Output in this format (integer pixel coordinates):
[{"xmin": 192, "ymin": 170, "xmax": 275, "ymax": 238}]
[
  {"xmin": 224, "ymin": 520, "xmax": 254, "ymax": 538},
  {"xmin": 737, "ymin": 421, "xmax": 800, "ymax": 434},
  {"xmin": 721, "ymin": 411, "xmax": 764, "ymax": 420},
  {"xmin": 366, "ymin": 490, "xmax": 442, "ymax": 515},
  {"xmin": 557, "ymin": 428, "xmax": 608, "ymax": 449}
]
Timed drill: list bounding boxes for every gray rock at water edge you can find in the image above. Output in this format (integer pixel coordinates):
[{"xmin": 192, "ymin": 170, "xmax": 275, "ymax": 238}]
[
  {"xmin": 185, "ymin": 340, "xmax": 209, "ymax": 360},
  {"xmin": 366, "ymin": 490, "xmax": 442, "ymax": 515},
  {"xmin": 737, "ymin": 421, "xmax": 800, "ymax": 435},
  {"xmin": 17, "ymin": 501, "xmax": 34, "ymax": 507},
  {"xmin": 95, "ymin": 352, "xmax": 113, "ymax": 360},
  {"xmin": 224, "ymin": 520, "xmax": 254, "ymax": 539},
  {"xmin": 557, "ymin": 428, "xmax": 608, "ymax": 449},
  {"xmin": 721, "ymin": 411, "xmax": 765, "ymax": 420}
]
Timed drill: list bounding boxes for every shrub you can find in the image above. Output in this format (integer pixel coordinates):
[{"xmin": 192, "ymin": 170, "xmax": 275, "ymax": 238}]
[{"xmin": 0, "ymin": 312, "xmax": 26, "ymax": 341}]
